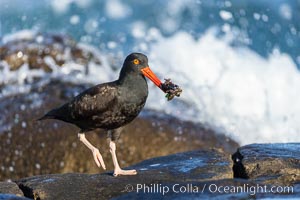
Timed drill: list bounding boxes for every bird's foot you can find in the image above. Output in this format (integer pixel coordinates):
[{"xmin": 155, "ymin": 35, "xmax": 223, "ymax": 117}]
[
  {"xmin": 92, "ymin": 148, "xmax": 106, "ymax": 170},
  {"xmin": 113, "ymin": 169, "xmax": 137, "ymax": 177}
]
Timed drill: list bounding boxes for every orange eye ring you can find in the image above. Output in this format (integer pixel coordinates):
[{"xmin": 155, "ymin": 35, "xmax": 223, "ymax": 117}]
[{"xmin": 133, "ymin": 59, "xmax": 140, "ymax": 65}]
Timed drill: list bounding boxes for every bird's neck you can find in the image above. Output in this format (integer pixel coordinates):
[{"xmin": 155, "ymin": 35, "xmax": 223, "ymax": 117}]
[
  {"xmin": 117, "ymin": 66, "xmax": 149, "ymax": 100},
  {"xmin": 118, "ymin": 72, "xmax": 147, "ymax": 87},
  {"xmin": 118, "ymin": 66, "xmax": 145, "ymax": 84},
  {"xmin": 117, "ymin": 72, "xmax": 148, "ymax": 99}
]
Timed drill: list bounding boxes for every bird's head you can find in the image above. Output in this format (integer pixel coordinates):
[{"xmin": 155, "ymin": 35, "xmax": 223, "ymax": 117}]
[{"xmin": 120, "ymin": 53, "xmax": 162, "ymax": 88}]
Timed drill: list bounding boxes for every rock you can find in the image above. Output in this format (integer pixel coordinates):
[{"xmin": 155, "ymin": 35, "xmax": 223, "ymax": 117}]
[
  {"xmin": 0, "ymin": 80, "xmax": 238, "ymax": 181},
  {"xmin": 129, "ymin": 149, "xmax": 233, "ymax": 181},
  {"xmin": 0, "ymin": 182, "xmax": 30, "ymax": 199},
  {"xmin": 0, "ymin": 182, "xmax": 24, "ymax": 197},
  {"xmin": 15, "ymin": 150, "xmax": 233, "ymax": 200},
  {"xmin": 0, "ymin": 194, "xmax": 30, "ymax": 200},
  {"xmin": 232, "ymin": 143, "xmax": 300, "ymax": 185},
  {"xmin": 14, "ymin": 149, "xmax": 300, "ymax": 199},
  {"xmin": 0, "ymin": 32, "xmax": 101, "ymax": 72}
]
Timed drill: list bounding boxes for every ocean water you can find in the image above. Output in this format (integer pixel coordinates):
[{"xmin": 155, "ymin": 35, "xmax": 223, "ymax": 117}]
[{"xmin": 0, "ymin": 0, "xmax": 300, "ymax": 145}]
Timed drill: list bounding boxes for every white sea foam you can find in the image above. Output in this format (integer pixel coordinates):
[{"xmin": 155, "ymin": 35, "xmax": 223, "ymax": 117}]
[
  {"xmin": 279, "ymin": 3, "xmax": 292, "ymax": 20},
  {"xmin": 147, "ymin": 29, "xmax": 300, "ymax": 145},
  {"xmin": 219, "ymin": 10, "xmax": 233, "ymax": 21},
  {"xmin": 50, "ymin": 0, "xmax": 92, "ymax": 14},
  {"xmin": 70, "ymin": 15, "xmax": 80, "ymax": 25},
  {"xmin": 105, "ymin": 0, "xmax": 131, "ymax": 19},
  {"xmin": 2, "ymin": 29, "xmax": 36, "ymax": 44}
]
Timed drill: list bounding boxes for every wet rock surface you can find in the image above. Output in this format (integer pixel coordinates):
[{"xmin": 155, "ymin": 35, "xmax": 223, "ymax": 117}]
[
  {"xmin": 0, "ymin": 194, "xmax": 30, "ymax": 200},
  {"xmin": 129, "ymin": 149, "xmax": 233, "ymax": 180},
  {"xmin": 0, "ymin": 147, "xmax": 296, "ymax": 200},
  {"xmin": 14, "ymin": 150, "xmax": 233, "ymax": 200},
  {"xmin": 0, "ymin": 182, "xmax": 24, "ymax": 197},
  {"xmin": 233, "ymin": 143, "xmax": 300, "ymax": 185}
]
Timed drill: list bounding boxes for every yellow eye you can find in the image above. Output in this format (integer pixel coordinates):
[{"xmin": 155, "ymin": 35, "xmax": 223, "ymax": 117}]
[{"xmin": 133, "ymin": 59, "xmax": 140, "ymax": 65}]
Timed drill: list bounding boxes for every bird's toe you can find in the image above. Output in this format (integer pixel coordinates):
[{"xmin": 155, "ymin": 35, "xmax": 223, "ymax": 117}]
[
  {"xmin": 92, "ymin": 148, "xmax": 106, "ymax": 170},
  {"xmin": 113, "ymin": 169, "xmax": 137, "ymax": 177}
]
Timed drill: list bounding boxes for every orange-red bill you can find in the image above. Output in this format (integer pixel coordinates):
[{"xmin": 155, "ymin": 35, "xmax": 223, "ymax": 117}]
[{"xmin": 141, "ymin": 67, "xmax": 162, "ymax": 88}]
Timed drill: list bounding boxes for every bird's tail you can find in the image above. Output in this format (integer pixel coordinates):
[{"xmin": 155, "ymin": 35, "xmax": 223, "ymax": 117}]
[
  {"xmin": 37, "ymin": 114, "xmax": 55, "ymax": 121},
  {"xmin": 37, "ymin": 108, "xmax": 61, "ymax": 121},
  {"xmin": 37, "ymin": 104, "xmax": 71, "ymax": 121}
]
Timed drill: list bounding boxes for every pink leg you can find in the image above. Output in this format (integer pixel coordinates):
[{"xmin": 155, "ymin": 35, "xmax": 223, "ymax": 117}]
[
  {"xmin": 109, "ymin": 140, "xmax": 137, "ymax": 176},
  {"xmin": 78, "ymin": 133, "xmax": 106, "ymax": 170}
]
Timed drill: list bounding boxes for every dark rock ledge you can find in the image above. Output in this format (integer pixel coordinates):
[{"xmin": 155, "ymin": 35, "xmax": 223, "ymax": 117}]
[
  {"xmin": 0, "ymin": 143, "xmax": 299, "ymax": 199},
  {"xmin": 0, "ymin": 182, "xmax": 28, "ymax": 199},
  {"xmin": 233, "ymin": 143, "xmax": 300, "ymax": 185}
]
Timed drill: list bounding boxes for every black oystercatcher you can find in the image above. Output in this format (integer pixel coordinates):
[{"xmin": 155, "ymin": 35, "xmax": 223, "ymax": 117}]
[{"xmin": 39, "ymin": 53, "xmax": 170, "ymax": 176}]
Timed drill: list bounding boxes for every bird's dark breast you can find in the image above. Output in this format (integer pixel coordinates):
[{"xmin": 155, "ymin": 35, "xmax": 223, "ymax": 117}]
[{"xmin": 102, "ymin": 88, "xmax": 148, "ymax": 129}]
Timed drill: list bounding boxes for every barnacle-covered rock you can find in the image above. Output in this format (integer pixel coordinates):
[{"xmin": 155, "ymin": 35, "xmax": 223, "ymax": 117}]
[{"xmin": 0, "ymin": 31, "xmax": 101, "ymax": 72}]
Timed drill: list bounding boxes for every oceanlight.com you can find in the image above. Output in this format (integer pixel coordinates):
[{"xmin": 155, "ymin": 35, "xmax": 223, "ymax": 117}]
[{"xmin": 123, "ymin": 183, "xmax": 294, "ymax": 196}]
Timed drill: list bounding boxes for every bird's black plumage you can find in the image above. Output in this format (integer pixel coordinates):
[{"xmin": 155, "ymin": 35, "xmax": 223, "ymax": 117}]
[{"xmin": 39, "ymin": 53, "xmax": 150, "ymax": 132}]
